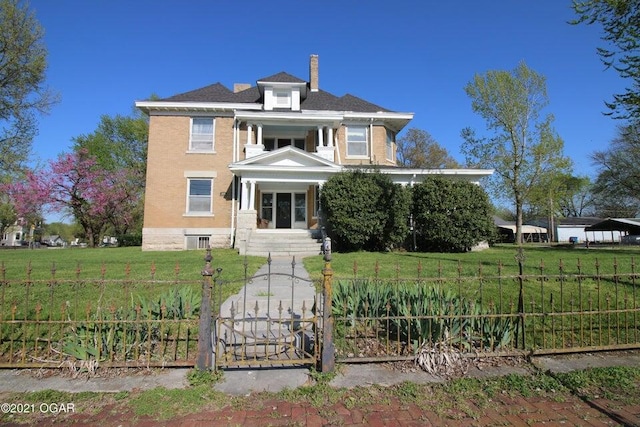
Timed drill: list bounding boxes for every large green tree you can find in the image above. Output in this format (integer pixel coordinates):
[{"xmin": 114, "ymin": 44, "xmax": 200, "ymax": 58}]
[
  {"xmin": 461, "ymin": 61, "xmax": 571, "ymax": 244},
  {"xmin": 572, "ymin": 0, "xmax": 640, "ymax": 119},
  {"xmin": 72, "ymin": 111, "xmax": 148, "ymax": 186},
  {"xmin": 0, "ymin": 0, "xmax": 57, "ymax": 179},
  {"xmin": 396, "ymin": 128, "xmax": 459, "ymax": 168},
  {"xmin": 590, "ymin": 122, "xmax": 640, "ymax": 217},
  {"xmin": 72, "ymin": 111, "xmax": 149, "ymax": 235}
]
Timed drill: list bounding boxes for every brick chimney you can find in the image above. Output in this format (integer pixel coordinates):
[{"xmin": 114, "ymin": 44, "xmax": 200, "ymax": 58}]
[
  {"xmin": 234, "ymin": 83, "xmax": 251, "ymax": 93},
  {"xmin": 309, "ymin": 54, "xmax": 319, "ymax": 92}
]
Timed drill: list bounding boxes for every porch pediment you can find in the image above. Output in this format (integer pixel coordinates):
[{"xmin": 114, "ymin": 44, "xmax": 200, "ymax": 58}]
[{"xmin": 229, "ymin": 146, "xmax": 340, "ymax": 172}]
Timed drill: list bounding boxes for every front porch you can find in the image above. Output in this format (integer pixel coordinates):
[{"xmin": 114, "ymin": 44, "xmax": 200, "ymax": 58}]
[{"xmin": 231, "ymin": 146, "xmax": 339, "ymax": 256}]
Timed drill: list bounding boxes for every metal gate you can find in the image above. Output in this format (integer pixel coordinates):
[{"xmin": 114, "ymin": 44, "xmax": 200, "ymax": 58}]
[{"xmin": 211, "ymin": 255, "xmax": 320, "ymax": 368}]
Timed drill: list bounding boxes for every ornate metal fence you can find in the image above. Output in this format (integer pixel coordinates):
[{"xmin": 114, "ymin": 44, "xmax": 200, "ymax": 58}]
[
  {"xmin": 0, "ymin": 260, "xmax": 200, "ymax": 369},
  {"xmin": 328, "ymin": 253, "xmax": 639, "ymax": 364},
  {"xmin": 1, "ymin": 249, "xmax": 638, "ymax": 371}
]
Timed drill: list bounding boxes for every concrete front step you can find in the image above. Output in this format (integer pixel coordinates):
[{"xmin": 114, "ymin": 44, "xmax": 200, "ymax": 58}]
[{"xmin": 246, "ymin": 231, "xmax": 323, "ymax": 257}]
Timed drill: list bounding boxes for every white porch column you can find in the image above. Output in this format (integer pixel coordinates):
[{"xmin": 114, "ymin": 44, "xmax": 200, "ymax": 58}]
[
  {"xmin": 317, "ymin": 126, "xmax": 324, "ymax": 147},
  {"xmin": 245, "ymin": 123, "xmax": 265, "ymax": 158},
  {"xmin": 248, "ymin": 181, "xmax": 256, "ymax": 210},
  {"xmin": 316, "ymin": 125, "xmax": 335, "ymax": 162},
  {"xmin": 240, "ymin": 179, "xmax": 249, "ymax": 210},
  {"xmin": 246, "ymin": 124, "xmax": 253, "ymax": 145}
]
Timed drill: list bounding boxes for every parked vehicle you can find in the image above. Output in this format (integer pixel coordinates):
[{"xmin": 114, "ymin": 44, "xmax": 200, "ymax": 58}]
[{"xmin": 621, "ymin": 235, "xmax": 640, "ymax": 245}]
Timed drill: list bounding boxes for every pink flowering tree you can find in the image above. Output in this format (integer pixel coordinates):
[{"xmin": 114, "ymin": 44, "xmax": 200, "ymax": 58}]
[{"xmin": 5, "ymin": 149, "xmax": 132, "ymax": 247}]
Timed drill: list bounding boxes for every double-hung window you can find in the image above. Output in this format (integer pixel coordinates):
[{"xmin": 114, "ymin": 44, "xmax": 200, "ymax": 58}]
[
  {"xmin": 187, "ymin": 178, "xmax": 212, "ymax": 214},
  {"xmin": 346, "ymin": 125, "xmax": 368, "ymax": 157},
  {"xmin": 190, "ymin": 117, "xmax": 214, "ymax": 151},
  {"xmin": 386, "ymin": 129, "xmax": 395, "ymax": 161}
]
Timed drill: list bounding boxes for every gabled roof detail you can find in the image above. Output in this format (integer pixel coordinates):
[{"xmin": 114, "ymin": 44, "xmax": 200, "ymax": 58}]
[
  {"xmin": 230, "ymin": 146, "xmax": 340, "ymax": 169},
  {"xmin": 139, "ymin": 61, "xmax": 409, "ymax": 118},
  {"xmin": 257, "ymin": 72, "xmax": 306, "ymax": 83}
]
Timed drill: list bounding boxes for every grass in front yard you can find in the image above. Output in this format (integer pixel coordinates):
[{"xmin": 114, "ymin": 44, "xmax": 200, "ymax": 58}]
[
  {"xmin": 0, "ymin": 247, "xmax": 266, "ymax": 281},
  {"xmin": 305, "ymin": 244, "xmax": 640, "ymax": 353},
  {"xmin": 0, "ymin": 247, "xmax": 266, "ymax": 315},
  {"xmin": 303, "ymin": 244, "xmax": 640, "ymax": 280},
  {"xmin": 0, "ymin": 248, "xmax": 267, "ymax": 364}
]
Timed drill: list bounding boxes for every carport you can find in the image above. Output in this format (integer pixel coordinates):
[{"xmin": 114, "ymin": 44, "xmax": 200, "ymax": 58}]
[
  {"xmin": 494, "ymin": 216, "xmax": 548, "ymax": 243},
  {"xmin": 584, "ymin": 218, "xmax": 640, "ymax": 243}
]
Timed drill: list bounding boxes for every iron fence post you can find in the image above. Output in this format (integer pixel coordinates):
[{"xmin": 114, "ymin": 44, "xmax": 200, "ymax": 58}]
[
  {"xmin": 515, "ymin": 247, "xmax": 526, "ymax": 350},
  {"xmin": 197, "ymin": 247, "xmax": 214, "ymax": 370},
  {"xmin": 321, "ymin": 237, "xmax": 335, "ymax": 372}
]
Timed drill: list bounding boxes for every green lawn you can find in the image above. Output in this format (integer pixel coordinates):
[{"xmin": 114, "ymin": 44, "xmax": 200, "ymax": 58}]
[
  {"xmin": 0, "ymin": 246, "xmax": 266, "ymax": 281},
  {"xmin": 1, "ymin": 244, "xmax": 638, "ymax": 354},
  {"xmin": 0, "ymin": 247, "xmax": 267, "ymax": 366},
  {"xmin": 304, "ymin": 244, "xmax": 640, "ymax": 353},
  {"xmin": 303, "ymin": 244, "xmax": 640, "ymax": 280},
  {"xmin": 0, "ymin": 247, "xmax": 266, "ymax": 324}
]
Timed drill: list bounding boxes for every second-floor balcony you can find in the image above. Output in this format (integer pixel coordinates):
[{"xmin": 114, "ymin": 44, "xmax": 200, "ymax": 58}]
[{"xmin": 237, "ymin": 111, "xmax": 340, "ymax": 163}]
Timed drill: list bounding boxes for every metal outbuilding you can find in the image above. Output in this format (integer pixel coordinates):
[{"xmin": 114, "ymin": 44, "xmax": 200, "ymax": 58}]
[{"xmin": 584, "ymin": 218, "xmax": 640, "ymax": 243}]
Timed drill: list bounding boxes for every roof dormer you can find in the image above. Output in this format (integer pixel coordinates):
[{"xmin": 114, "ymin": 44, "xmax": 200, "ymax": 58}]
[{"xmin": 257, "ymin": 72, "xmax": 307, "ymax": 111}]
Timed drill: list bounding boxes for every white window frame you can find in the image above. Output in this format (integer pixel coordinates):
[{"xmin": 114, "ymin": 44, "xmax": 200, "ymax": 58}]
[
  {"xmin": 186, "ymin": 177, "xmax": 213, "ymax": 215},
  {"xmin": 189, "ymin": 117, "xmax": 215, "ymax": 152},
  {"xmin": 386, "ymin": 129, "xmax": 395, "ymax": 161},
  {"xmin": 274, "ymin": 90, "xmax": 292, "ymax": 108},
  {"xmin": 346, "ymin": 125, "xmax": 369, "ymax": 158}
]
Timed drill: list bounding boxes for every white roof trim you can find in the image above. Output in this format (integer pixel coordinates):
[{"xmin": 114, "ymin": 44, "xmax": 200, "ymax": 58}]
[
  {"xmin": 378, "ymin": 168, "xmax": 494, "ymax": 177},
  {"xmin": 343, "ymin": 112, "xmax": 414, "ymax": 120},
  {"xmin": 135, "ymin": 101, "xmax": 262, "ymax": 112},
  {"xmin": 235, "ymin": 110, "xmax": 344, "ymax": 123},
  {"xmin": 230, "ymin": 146, "xmax": 341, "ymax": 169},
  {"xmin": 257, "ymin": 81, "xmax": 307, "ymax": 88}
]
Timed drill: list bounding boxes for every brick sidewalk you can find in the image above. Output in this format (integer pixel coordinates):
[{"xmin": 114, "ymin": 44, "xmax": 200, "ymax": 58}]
[
  {"xmin": 2, "ymin": 387, "xmax": 638, "ymax": 426},
  {"xmin": 48, "ymin": 390, "xmax": 636, "ymax": 427},
  {"xmin": 171, "ymin": 395, "xmax": 639, "ymax": 426}
]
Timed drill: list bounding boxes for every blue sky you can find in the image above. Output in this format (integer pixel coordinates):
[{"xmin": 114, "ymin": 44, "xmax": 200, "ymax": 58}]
[{"xmin": 30, "ymin": 0, "xmax": 623, "ymax": 177}]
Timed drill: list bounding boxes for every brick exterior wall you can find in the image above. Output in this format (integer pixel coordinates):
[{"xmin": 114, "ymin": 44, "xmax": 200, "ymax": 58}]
[
  {"xmin": 142, "ymin": 114, "xmax": 236, "ymax": 250},
  {"xmin": 142, "ymin": 114, "xmax": 397, "ymax": 250},
  {"xmin": 334, "ymin": 124, "xmax": 396, "ymax": 166}
]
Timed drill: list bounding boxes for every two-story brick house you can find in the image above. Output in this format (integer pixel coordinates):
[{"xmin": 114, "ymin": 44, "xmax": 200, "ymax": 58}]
[{"xmin": 136, "ymin": 55, "xmax": 492, "ymax": 254}]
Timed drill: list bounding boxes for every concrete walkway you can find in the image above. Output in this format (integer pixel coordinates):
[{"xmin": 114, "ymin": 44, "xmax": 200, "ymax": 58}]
[
  {"xmin": 214, "ymin": 256, "xmax": 318, "ymax": 366},
  {"xmin": 218, "ymin": 256, "xmax": 317, "ymax": 320},
  {"xmin": 0, "ymin": 350, "xmax": 639, "ymax": 394}
]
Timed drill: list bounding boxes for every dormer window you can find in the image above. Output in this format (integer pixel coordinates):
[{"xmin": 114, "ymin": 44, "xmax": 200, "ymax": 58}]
[
  {"xmin": 274, "ymin": 90, "xmax": 291, "ymax": 108},
  {"xmin": 261, "ymin": 84, "xmax": 302, "ymax": 110}
]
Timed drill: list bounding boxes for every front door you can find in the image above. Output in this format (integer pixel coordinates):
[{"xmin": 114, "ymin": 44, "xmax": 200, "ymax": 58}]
[{"xmin": 276, "ymin": 193, "xmax": 292, "ymax": 228}]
